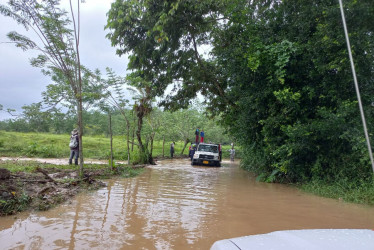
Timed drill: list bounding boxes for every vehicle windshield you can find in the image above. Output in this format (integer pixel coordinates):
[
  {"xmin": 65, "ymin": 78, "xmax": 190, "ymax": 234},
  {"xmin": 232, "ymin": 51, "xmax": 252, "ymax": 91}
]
[{"xmin": 198, "ymin": 144, "xmax": 218, "ymax": 153}]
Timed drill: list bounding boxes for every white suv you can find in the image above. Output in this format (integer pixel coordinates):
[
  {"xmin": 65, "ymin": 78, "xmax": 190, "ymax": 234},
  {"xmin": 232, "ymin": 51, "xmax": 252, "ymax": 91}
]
[{"xmin": 191, "ymin": 143, "xmax": 221, "ymax": 167}]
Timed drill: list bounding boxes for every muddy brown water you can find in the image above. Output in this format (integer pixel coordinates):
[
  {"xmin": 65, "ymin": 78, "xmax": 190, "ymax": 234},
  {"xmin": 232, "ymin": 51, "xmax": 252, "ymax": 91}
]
[{"xmin": 1, "ymin": 159, "xmax": 374, "ymax": 249}]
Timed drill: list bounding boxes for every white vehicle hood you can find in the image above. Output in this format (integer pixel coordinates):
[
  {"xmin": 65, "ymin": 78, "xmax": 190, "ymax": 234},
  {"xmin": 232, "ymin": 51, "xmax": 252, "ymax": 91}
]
[
  {"xmin": 195, "ymin": 151, "xmax": 218, "ymax": 156},
  {"xmin": 211, "ymin": 229, "xmax": 374, "ymax": 250}
]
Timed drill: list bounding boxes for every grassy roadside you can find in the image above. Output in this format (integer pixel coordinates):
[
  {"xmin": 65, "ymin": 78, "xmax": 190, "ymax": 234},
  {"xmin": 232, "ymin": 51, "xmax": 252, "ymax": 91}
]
[
  {"xmin": 0, "ymin": 131, "xmax": 150, "ymax": 160},
  {"xmin": 0, "ymin": 160, "xmax": 144, "ymax": 216},
  {"xmin": 0, "ymin": 131, "xmax": 238, "ymax": 161},
  {"xmin": 299, "ymin": 177, "xmax": 374, "ymax": 206}
]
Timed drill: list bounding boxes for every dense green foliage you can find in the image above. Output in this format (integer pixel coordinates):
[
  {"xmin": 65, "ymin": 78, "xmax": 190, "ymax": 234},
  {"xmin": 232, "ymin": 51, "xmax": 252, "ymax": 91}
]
[
  {"xmin": 217, "ymin": 0, "xmax": 374, "ymax": 182},
  {"xmin": 106, "ymin": 0, "xmax": 374, "ymax": 183}
]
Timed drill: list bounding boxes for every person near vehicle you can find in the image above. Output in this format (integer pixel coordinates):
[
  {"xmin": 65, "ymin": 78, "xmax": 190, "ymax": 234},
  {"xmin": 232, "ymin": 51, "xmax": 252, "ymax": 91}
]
[
  {"xmin": 229, "ymin": 143, "xmax": 235, "ymax": 162},
  {"xmin": 200, "ymin": 129, "xmax": 205, "ymax": 143},
  {"xmin": 195, "ymin": 127, "xmax": 200, "ymax": 144},
  {"xmin": 189, "ymin": 143, "xmax": 197, "ymax": 160},
  {"xmin": 218, "ymin": 144, "xmax": 222, "ymax": 161},
  {"xmin": 170, "ymin": 142, "xmax": 175, "ymax": 158},
  {"xmin": 69, "ymin": 129, "xmax": 79, "ymax": 165}
]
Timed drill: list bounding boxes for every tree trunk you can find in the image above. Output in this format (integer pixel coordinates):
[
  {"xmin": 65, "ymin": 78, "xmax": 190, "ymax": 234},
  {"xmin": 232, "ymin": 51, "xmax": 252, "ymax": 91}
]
[
  {"xmin": 131, "ymin": 111, "xmax": 136, "ymax": 152},
  {"xmin": 109, "ymin": 113, "xmax": 113, "ymax": 171},
  {"xmin": 181, "ymin": 138, "xmax": 190, "ymax": 155},
  {"xmin": 150, "ymin": 132, "xmax": 155, "ymax": 158},
  {"xmin": 77, "ymin": 99, "xmax": 84, "ymax": 178},
  {"xmin": 136, "ymin": 113, "xmax": 145, "ymax": 154},
  {"xmin": 72, "ymin": 0, "xmax": 84, "ymax": 178},
  {"xmin": 126, "ymin": 122, "xmax": 130, "ymax": 165},
  {"xmin": 135, "ymin": 103, "xmax": 154, "ymax": 164},
  {"xmin": 162, "ymin": 136, "xmax": 165, "ymax": 157}
]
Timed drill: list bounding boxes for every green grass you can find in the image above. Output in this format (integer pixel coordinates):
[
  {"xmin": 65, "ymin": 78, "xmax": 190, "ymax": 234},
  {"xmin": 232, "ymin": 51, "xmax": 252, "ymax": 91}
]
[
  {"xmin": 300, "ymin": 177, "xmax": 374, "ymax": 206},
  {"xmin": 0, "ymin": 193, "xmax": 30, "ymax": 216},
  {"xmin": 0, "ymin": 131, "xmax": 239, "ymax": 161},
  {"xmin": 0, "ymin": 131, "xmax": 184, "ymax": 160}
]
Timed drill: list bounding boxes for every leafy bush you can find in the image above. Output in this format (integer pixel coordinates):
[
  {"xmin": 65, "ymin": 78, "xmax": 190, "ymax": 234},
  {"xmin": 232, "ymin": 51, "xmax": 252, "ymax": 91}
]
[
  {"xmin": 0, "ymin": 193, "xmax": 31, "ymax": 216},
  {"xmin": 301, "ymin": 176, "xmax": 374, "ymax": 205},
  {"xmin": 219, "ymin": 1, "xmax": 374, "ymax": 184}
]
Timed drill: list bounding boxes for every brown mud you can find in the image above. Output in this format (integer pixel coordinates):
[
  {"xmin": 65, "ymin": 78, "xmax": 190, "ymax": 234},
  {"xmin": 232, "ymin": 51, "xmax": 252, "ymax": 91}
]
[
  {"xmin": 0, "ymin": 166, "xmax": 107, "ymax": 216},
  {"xmin": 0, "ymin": 157, "xmax": 146, "ymax": 216}
]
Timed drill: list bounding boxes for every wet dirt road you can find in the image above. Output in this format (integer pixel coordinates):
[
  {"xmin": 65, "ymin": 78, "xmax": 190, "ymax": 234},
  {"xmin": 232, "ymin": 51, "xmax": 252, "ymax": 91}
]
[{"xmin": 1, "ymin": 159, "xmax": 374, "ymax": 249}]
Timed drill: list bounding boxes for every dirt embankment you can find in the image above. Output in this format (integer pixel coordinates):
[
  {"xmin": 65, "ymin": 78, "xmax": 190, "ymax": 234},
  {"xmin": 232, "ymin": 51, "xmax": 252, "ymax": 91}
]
[
  {"xmin": 0, "ymin": 166, "xmax": 108, "ymax": 216},
  {"xmin": 0, "ymin": 156, "xmax": 160, "ymax": 216}
]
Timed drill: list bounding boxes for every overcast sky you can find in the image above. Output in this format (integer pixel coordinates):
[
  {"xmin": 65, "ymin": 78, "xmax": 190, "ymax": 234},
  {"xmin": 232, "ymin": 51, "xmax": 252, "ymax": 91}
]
[{"xmin": 0, "ymin": 0, "xmax": 129, "ymax": 120}]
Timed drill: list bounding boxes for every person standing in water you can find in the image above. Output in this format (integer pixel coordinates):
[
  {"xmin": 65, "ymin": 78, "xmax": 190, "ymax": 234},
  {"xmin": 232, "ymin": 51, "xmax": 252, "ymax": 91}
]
[{"xmin": 229, "ymin": 142, "xmax": 235, "ymax": 162}]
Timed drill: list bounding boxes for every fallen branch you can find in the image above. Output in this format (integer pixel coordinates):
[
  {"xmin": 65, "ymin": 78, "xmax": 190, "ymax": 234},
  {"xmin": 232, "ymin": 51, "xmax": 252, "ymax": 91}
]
[
  {"xmin": 36, "ymin": 167, "xmax": 58, "ymax": 184},
  {"xmin": 20, "ymin": 180, "xmax": 48, "ymax": 184},
  {"xmin": 37, "ymin": 186, "xmax": 56, "ymax": 196},
  {"xmin": 132, "ymin": 164, "xmax": 147, "ymax": 169}
]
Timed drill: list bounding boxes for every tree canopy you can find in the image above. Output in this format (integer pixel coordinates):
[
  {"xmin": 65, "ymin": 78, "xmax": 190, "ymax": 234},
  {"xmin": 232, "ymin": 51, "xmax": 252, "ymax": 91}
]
[{"xmin": 106, "ymin": 0, "xmax": 374, "ymax": 182}]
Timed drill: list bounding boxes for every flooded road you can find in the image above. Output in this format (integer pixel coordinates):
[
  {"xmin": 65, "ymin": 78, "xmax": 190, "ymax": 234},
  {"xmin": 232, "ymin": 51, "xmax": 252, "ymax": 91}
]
[{"xmin": 1, "ymin": 159, "xmax": 374, "ymax": 249}]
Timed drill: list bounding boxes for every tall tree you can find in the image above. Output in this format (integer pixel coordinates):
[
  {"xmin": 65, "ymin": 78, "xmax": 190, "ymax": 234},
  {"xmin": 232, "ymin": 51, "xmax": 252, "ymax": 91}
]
[
  {"xmin": 127, "ymin": 74, "xmax": 154, "ymax": 164},
  {"xmin": 106, "ymin": 0, "xmax": 374, "ymax": 182},
  {"xmin": 144, "ymin": 108, "xmax": 162, "ymax": 160},
  {"xmin": 213, "ymin": 0, "xmax": 374, "ymax": 181},
  {"xmin": 1, "ymin": 0, "xmax": 86, "ymax": 176},
  {"xmin": 106, "ymin": 0, "xmax": 230, "ymax": 112}
]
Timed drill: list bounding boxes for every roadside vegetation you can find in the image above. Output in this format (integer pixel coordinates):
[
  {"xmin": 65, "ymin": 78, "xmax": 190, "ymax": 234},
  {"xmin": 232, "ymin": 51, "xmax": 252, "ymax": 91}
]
[
  {"xmin": 0, "ymin": 131, "xmax": 237, "ymax": 162},
  {"xmin": 104, "ymin": 0, "xmax": 374, "ymax": 198},
  {"xmin": 0, "ymin": 125, "xmax": 235, "ymax": 162},
  {"xmin": 300, "ymin": 178, "xmax": 374, "ymax": 206}
]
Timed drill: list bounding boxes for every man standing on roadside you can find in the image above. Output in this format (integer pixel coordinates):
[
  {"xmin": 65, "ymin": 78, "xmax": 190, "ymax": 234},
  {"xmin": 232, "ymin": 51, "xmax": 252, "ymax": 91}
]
[
  {"xmin": 170, "ymin": 142, "xmax": 175, "ymax": 158},
  {"xmin": 69, "ymin": 129, "xmax": 79, "ymax": 165}
]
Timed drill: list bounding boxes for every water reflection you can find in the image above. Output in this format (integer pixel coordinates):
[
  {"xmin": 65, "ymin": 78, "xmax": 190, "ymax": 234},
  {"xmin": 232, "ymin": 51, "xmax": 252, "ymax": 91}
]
[{"xmin": 1, "ymin": 159, "xmax": 374, "ymax": 249}]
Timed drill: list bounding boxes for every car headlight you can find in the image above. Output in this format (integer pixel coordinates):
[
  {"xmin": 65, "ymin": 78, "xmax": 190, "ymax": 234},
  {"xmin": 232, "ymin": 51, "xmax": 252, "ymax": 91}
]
[
  {"xmin": 193, "ymin": 154, "xmax": 199, "ymax": 159},
  {"xmin": 214, "ymin": 156, "xmax": 219, "ymax": 160}
]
